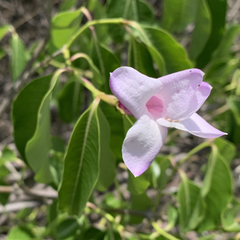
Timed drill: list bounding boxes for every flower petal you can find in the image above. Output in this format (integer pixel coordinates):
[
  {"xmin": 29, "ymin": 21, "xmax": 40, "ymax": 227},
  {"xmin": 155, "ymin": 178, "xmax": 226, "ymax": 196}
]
[
  {"xmin": 122, "ymin": 114, "xmax": 168, "ymax": 177},
  {"xmin": 157, "ymin": 113, "xmax": 227, "ymax": 138},
  {"xmin": 156, "ymin": 68, "xmax": 204, "ymax": 120},
  {"xmin": 181, "ymin": 82, "xmax": 212, "ymax": 120},
  {"xmin": 110, "ymin": 67, "xmax": 163, "ymax": 119}
]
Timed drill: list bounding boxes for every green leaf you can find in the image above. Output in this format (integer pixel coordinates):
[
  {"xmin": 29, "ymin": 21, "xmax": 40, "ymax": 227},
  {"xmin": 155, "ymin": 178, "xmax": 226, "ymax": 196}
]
[
  {"xmin": 214, "ymin": 138, "xmax": 236, "ymax": 164},
  {"xmin": 177, "ymin": 171, "xmax": 205, "ymax": 233},
  {"xmin": 213, "ymin": 24, "xmax": 240, "ymax": 59},
  {"xmin": 189, "ymin": 0, "xmax": 211, "ymax": 60},
  {"xmin": 165, "ymin": 205, "xmax": 178, "ymax": 231},
  {"xmin": 139, "ymin": 26, "xmax": 192, "ymax": 73},
  {"xmin": 10, "ymin": 33, "xmax": 27, "ymax": 81},
  {"xmin": 60, "ymin": 0, "xmax": 77, "ymax": 11},
  {"xmin": 161, "ymin": 0, "xmax": 198, "ymax": 32},
  {"xmin": 96, "ymin": 109, "xmax": 116, "ymax": 192},
  {"xmin": 151, "ymin": 155, "xmax": 171, "ymax": 189},
  {"xmin": 0, "ymin": 47, "xmax": 6, "ymax": 60},
  {"xmin": 127, "ymin": 169, "xmax": 151, "ymax": 195},
  {"xmin": 228, "ymin": 96, "xmax": 240, "ymax": 125},
  {"xmin": 107, "ymin": 0, "xmax": 154, "ymax": 43},
  {"xmin": 58, "ymin": 78, "xmax": 83, "ymax": 123},
  {"xmin": 59, "ymin": 99, "xmax": 100, "ymax": 216},
  {"xmin": 198, "ymin": 146, "xmax": 232, "ymax": 231},
  {"xmin": 0, "ymin": 24, "xmax": 12, "ymax": 40},
  {"xmin": 57, "ymin": 218, "xmax": 79, "ymax": 239},
  {"xmin": 130, "ymin": 192, "xmax": 151, "ymax": 224},
  {"xmin": 128, "ymin": 36, "xmax": 158, "ymax": 77},
  {"xmin": 51, "ymin": 9, "xmax": 82, "ymax": 48},
  {"xmin": 12, "ymin": 75, "xmax": 51, "ymax": 162},
  {"xmin": 0, "ymin": 146, "xmax": 18, "ymax": 165},
  {"xmin": 91, "ymin": 43, "xmax": 120, "ymax": 92},
  {"xmin": 7, "ymin": 226, "xmax": 34, "ymax": 240},
  {"xmin": 221, "ymin": 199, "xmax": 240, "ymax": 232},
  {"xmin": 100, "ymin": 102, "xmax": 125, "ymax": 160},
  {"xmin": 196, "ymin": 0, "xmax": 227, "ymax": 68}
]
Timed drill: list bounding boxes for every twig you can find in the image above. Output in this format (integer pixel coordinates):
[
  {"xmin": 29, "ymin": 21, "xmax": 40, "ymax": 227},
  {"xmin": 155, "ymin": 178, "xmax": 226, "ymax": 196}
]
[{"xmin": 0, "ymin": 201, "xmax": 41, "ymax": 213}]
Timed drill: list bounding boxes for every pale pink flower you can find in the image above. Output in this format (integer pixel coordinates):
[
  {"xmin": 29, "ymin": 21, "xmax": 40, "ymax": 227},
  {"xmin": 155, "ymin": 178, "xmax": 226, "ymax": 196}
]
[{"xmin": 110, "ymin": 67, "xmax": 227, "ymax": 177}]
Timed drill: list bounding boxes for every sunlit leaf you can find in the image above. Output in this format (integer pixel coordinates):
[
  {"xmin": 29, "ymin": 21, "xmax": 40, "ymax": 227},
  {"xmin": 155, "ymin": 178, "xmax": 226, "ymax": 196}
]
[
  {"xmin": 139, "ymin": 26, "xmax": 192, "ymax": 73},
  {"xmin": 177, "ymin": 171, "xmax": 205, "ymax": 233},
  {"xmin": 51, "ymin": 9, "xmax": 82, "ymax": 48},
  {"xmin": 59, "ymin": 99, "xmax": 100, "ymax": 216},
  {"xmin": 221, "ymin": 199, "xmax": 240, "ymax": 232},
  {"xmin": 198, "ymin": 146, "xmax": 232, "ymax": 231},
  {"xmin": 214, "ymin": 138, "xmax": 236, "ymax": 164},
  {"xmin": 10, "ymin": 33, "xmax": 27, "ymax": 81},
  {"xmin": 60, "ymin": 0, "xmax": 77, "ymax": 11},
  {"xmin": 7, "ymin": 226, "xmax": 34, "ymax": 240},
  {"xmin": 0, "ymin": 24, "xmax": 12, "ymax": 40}
]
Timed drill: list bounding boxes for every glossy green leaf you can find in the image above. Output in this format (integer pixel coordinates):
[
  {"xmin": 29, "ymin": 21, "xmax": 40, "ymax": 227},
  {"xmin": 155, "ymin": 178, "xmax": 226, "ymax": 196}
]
[
  {"xmin": 128, "ymin": 36, "xmax": 158, "ymax": 77},
  {"xmin": 221, "ymin": 199, "xmax": 240, "ymax": 232},
  {"xmin": 59, "ymin": 99, "xmax": 100, "ymax": 216},
  {"xmin": 51, "ymin": 9, "xmax": 82, "ymax": 48},
  {"xmin": 10, "ymin": 33, "xmax": 27, "ymax": 81},
  {"xmin": 213, "ymin": 24, "xmax": 240, "ymax": 59},
  {"xmin": 196, "ymin": 0, "xmax": 227, "ymax": 68},
  {"xmin": 189, "ymin": 0, "xmax": 211, "ymax": 60},
  {"xmin": 0, "ymin": 24, "xmax": 12, "ymax": 40},
  {"xmin": 96, "ymin": 109, "xmax": 116, "ymax": 192},
  {"xmin": 139, "ymin": 26, "xmax": 192, "ymax": 73},
  {"xmin": 198, "ymin": 146, "xmax": 232, "ymax": 231},
  {"xmin": 7, "ymin": 226, "xmax": 34, "ymax": 240},
  {"xmin": 161, "ymin": 0, "xmax": 198, "ymax": 32},
  {"xmin": 214, "ymin": 138, "xmax": 236, "ymax": 164},
  {"xmin": 58, "ymin": 79, "xmax": 83, "ymax": 123},
  {"xmin": 127, "ymin": 169, "xmax": 151, "ymax": 195},
  {"xmin": 60, "ymin": 0, "xmax": 77, "ymax": 11},
  {"xmin": 57, "ymin": 218, "xmax": 79, "ymax": 239},
  {"xmin": 177, "ymin": 171, "xmax": 205, "ymax": 233},
  {"xmin": 100, "ymin": 102, "xmax": 125, "ymax": 160}
]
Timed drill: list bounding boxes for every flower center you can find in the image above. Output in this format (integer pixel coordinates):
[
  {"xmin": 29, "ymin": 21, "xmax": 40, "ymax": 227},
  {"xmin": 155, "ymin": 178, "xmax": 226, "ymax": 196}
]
[{"xmin": 146, "ymin": 96, "xmax": 165, "ymax": 119}]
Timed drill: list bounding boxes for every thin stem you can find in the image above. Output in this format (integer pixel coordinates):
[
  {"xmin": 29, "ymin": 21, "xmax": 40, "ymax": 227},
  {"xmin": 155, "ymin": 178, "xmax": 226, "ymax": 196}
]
[
  {"xmin": 66, "ymin": 18, "xmax": 129, "ymax": 47},
  {"xmin": 177, "ymin": 140, "xmax": 212, "ymax": 166},
  {"xmin": 152, "ymin": 222, "xmax": 180, "ymax": 240}
]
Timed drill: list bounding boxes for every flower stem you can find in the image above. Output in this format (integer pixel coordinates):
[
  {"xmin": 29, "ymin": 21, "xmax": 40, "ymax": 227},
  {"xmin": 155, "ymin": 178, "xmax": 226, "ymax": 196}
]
[{"xmin": 152, "ymin": 222, "xmax": 180, "ymax": 240}]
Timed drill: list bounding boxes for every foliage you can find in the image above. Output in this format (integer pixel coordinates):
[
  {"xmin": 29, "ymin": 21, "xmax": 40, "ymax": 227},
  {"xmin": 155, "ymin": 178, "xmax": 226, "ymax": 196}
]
[{"xmin": 1, "ymin": 0, "xmax": 240, "ymax": 239}]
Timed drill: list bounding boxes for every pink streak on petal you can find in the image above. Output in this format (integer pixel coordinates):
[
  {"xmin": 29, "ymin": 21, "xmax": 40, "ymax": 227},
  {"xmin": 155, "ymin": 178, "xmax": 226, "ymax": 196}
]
[
  {"xmin": 156, "ymin": 68, "xmax": 204, "ymax": 120},
  {"xmin": 122, "ymin": 114, "xmax": 168, "ymax": 177},
  {"xmin": 146, "ymin": 96, "xmax": 165, "ymax": 119},
  {"xmin": 119, "ymin": 102, "xmax": 133, "ymax": 116},
  {"xmin": 109, "ymin": 67, "xmax": 162, "ymax": 119},
  {"xmin": 157, "ymin": 113, "xmax": 227, "ymax": 138}
]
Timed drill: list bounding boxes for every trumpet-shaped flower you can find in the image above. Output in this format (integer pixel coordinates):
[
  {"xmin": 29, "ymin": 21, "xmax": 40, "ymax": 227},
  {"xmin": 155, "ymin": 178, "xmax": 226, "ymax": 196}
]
[{"xmin": 109, "ymin": 67, "xmax": 227, "ymax": 177}]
